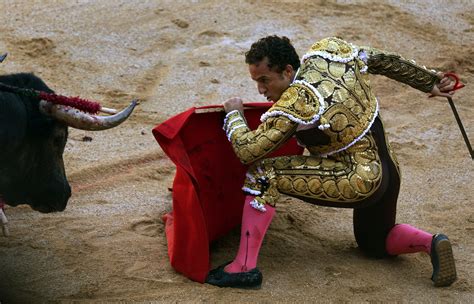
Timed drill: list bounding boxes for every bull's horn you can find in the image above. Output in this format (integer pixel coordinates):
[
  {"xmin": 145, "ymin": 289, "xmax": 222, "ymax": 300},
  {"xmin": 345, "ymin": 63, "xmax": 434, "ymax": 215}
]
[
  {"xmin": 100, "ymin": 106, "xmax": 118, "ymax": 115},
  {"xmin": 0, "ymin": 53, "xmax": 7, "ymax": 62},
  {"xmin": 39, "ymin": 99, "xmax": 138, "ymax": 131}
]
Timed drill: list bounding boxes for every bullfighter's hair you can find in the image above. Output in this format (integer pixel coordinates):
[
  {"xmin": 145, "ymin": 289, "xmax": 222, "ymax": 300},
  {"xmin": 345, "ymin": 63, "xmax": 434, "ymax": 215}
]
[{"xmin": 245, "ymin": 35, "xmax": 300, "ymax": 73}]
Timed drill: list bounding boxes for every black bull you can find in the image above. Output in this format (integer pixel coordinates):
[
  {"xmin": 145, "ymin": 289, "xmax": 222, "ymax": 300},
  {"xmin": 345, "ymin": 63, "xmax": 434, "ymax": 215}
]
[
  {"xmin": 0, "ymin": 72, "xmax": 136, "ymax": 213},
  {"xmin": 0, "ymin": 73, "xmax": 71, "ymax": 212}
]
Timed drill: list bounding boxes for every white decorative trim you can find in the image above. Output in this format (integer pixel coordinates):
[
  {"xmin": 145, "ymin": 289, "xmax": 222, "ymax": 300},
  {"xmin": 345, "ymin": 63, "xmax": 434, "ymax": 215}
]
[
  {"xmin": 321, "ymin": 99, "xmax": 380, "ymax": 157},
  {"xmin": 357, "ymin": 50, "xmax": 369, "ymax": 74},
  {"xmin": 245, "ymin": 173, "xmax": 256, "ymax": 183},
  {"xmin": 226, "ymin": 116, "xmax": 244, "ymax": 129},
  {"xmin": 318, "ymin": 123, "xmax": 331, "ymax": 130},
  {"xmin": 226, "ymin": 124, "xmax": 246, "ymax": 141},
  {"xmin": 293, "ymin": 67, "xmax": 300, "ymax": 80},
  {"xmin": 250, "ymin": 199, "xmax": 267, "ymax": 212},
  {"xmin": 260, "ymin": 80, "xmax": 326, "ymax": 126},
  {"xmin": 223, "ymin": 110, "xmax": 239, "ymax": 129},
  {"xmin": 260, "ymin": 110, "xmax": 320, "ymax": 126},
  {"xmin": 293, "ymin": 80, "xmax": 326, "ymax": 117},
  {"xmin": 302, "ymin": 45, "xmax": 359, "ymax": 64},
  {"xmin": 358, "ymin": 50, "xmax": 368, "ymax": 64},
  {"xmin": 242, "ymin": 186, "xmax": 261, "ymax": 195}
]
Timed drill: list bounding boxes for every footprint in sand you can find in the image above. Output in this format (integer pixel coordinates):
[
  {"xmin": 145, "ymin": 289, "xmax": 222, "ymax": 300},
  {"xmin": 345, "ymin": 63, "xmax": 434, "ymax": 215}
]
[
  {"xmin": 198, "ymin": 30, "xmax": 224, "ymax": 38},
  {"xmin": 13, "ymin": 37, "xmax": 56, "ymax": 58},
  {"xmin": 130, "ymin": 218, "xmax": 162, "ymax": 237},
  {"xmin": 172, "ymin": 19, "xmax": 189, "ymax": 29}
]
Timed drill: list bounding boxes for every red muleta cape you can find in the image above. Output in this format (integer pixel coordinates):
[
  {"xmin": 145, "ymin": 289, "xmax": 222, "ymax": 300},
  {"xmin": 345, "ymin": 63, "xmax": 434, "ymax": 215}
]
[{"xmin": 152, "ymin": 103, "xmax": 303, "ymax": 283}]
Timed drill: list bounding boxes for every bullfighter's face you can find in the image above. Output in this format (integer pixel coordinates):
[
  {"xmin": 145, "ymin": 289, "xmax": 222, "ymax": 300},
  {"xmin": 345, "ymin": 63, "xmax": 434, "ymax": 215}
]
[{"xmin": 248, "ymin": 57, "xmax": 295, "ymax": 102}]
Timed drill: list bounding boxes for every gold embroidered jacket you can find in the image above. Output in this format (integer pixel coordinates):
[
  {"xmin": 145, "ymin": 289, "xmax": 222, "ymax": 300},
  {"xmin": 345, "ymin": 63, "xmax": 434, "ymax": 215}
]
[{"xmin": 224, "ymin": 37, "xmax": 439, "ymax": 164}]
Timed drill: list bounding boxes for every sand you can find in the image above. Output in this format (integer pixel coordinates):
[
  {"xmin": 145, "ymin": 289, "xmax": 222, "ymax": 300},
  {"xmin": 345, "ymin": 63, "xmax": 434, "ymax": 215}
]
[{"xmin": 0, "ymin": 0, "xmax": 473, "ymax": 302}]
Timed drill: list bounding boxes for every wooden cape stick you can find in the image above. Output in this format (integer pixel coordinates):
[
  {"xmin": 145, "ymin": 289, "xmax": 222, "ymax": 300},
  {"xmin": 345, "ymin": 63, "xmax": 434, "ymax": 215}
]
[{"xmin": 195, "ymin": 106, "xmax": 264, "ymax": 114}]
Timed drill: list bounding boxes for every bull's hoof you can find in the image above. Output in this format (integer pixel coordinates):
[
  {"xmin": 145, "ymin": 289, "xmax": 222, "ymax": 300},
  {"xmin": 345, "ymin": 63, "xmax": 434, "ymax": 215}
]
[
  {"xmin": 0, "ymin": 208, "xmax": 9, "ymax": 237},
  {"xmin": 431, "ymin": 234, "xmax": 456, "ymax": 287},
  {"xmin": 206, "ymin": 262, "xmax": 262, "ymax": 289},
  {"xmin": 1, "ymin": 224, "xmax": 9, "ymax": 237}
]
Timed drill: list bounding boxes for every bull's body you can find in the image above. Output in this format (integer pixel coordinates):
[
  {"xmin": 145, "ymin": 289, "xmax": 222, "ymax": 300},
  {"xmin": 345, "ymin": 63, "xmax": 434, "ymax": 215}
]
[{"xmin": 0, "ymin": 73, "xmax": 71, "ymax": 212}]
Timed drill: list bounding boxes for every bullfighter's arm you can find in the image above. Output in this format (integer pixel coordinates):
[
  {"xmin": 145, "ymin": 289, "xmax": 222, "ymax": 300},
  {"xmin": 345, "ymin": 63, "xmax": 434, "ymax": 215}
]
[
  {"xmin": 358, "ymin": 46, "xmax": 440, "ymax": 93},
  {"xmin": 223, "ymin": 110, "xmax": 297, "ymax": 165},
  {"xmin": 223, "ymin": 83, "xmax": 321, "ymax": 165}
]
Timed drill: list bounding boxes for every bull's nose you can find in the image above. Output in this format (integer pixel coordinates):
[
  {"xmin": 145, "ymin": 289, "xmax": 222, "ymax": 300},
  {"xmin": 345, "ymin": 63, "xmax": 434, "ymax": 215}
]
[
  {"xmin": 56, "ymin": 183, "xmax": 72, "ymax": 211},
  {"xmin": 40, "ymin": 183, "xmax": 71, "ymax": 212}
]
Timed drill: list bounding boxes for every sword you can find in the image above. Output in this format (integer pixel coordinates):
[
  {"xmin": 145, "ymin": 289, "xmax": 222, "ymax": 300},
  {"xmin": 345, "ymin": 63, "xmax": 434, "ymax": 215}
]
[
  {"xmin": 447, "ymin": 96, "xmax": 473, "ymax": 159},
  {"xmin": 442, "ymin": 73, "xmax": 472, "ymax": 159}
]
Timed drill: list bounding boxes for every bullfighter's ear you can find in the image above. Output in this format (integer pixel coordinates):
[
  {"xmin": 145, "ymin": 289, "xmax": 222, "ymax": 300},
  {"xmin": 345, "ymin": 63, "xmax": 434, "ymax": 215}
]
[{"xmin": 0, "ymin": 53, "xmax": 7, "ymax": 63}]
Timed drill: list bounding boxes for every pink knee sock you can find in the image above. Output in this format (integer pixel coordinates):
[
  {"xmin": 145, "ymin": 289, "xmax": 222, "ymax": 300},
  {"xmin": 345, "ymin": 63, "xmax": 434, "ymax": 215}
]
[
  {"xmin": 224, "ymin": 195, "xmax": 275, "ymax": 273},
  {"xmin": 385, "ymin": 224, "xmax": 433, "ymax": 255}
]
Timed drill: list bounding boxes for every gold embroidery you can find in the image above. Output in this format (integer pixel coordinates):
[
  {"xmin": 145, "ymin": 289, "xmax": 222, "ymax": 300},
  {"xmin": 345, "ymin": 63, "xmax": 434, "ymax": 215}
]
[
  {"xmin": 233, "ymin": 38, "xmax": 430, "ymax": 209},
  {"xmin": 361, "ymin": 47, "xmax": 439, "ymax": 93},
  {"xmin": 265, "ymin": 83, "xmax": 320, "ymax": 124},
  {"xmin": 295, "ymin": 38, "xmax": 378, "ymax": 156},
  {"xmin": 243, "ymin": 132, "xmax": 383, "ymax": 207},
  {"xmin": 228, "ymin": 112, "xmax": 298, "ymax": 165},
  {"xmin": 308, "ymin": 37, "xmax": 356, "ymax": 61}
]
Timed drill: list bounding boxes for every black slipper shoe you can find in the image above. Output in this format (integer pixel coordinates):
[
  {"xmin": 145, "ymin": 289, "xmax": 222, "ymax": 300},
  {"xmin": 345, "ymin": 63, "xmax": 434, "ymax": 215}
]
[
  {"xmin": 206, "ymin": 262, "xmax": 263, "ymax": 289},
  {"xmin": 430, "ymin": 234, "xmax": 457, "ymax": 287}
]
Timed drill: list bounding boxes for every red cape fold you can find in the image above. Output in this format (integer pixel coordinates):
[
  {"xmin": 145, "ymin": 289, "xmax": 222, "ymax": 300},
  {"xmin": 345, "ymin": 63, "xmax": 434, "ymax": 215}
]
[{"xmin": 152, "ymin": 103, "xmax": 303, "ymax": 283}]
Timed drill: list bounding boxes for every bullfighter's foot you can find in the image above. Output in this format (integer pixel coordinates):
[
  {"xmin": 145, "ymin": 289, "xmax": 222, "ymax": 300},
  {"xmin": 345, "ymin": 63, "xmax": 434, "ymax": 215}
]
[
  {"xmin": 431, "ymin": 234, "xmax": 456, "ymax": 287},
  {"xmin": 206, "ymin": 262, "xmax": 262, "ymax": 289}
]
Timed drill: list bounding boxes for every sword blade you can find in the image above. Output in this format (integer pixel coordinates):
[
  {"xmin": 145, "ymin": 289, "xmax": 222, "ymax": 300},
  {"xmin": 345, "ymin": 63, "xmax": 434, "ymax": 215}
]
[{"xmin": 447, "ymin": 97, "xmax": 473, "ymax": 159}]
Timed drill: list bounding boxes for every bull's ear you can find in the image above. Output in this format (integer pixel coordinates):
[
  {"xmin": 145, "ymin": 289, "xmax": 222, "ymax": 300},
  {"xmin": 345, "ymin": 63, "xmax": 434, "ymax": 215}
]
[{"xmin": 0, "ymin": 53, "xmax": 7, "ymax": 62}]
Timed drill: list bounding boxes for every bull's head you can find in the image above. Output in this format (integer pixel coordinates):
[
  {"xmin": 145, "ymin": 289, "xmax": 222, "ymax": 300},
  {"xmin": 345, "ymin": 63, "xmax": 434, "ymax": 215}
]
[{"xmin": 0, "ymin": 73, "xmax": 136, "ymax": 213}]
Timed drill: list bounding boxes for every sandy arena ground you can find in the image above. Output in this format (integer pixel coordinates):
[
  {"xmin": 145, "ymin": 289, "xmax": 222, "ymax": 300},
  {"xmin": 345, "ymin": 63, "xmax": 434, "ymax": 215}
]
[{"xmin": 0, "ymin": 0, "xmax": 473, "ymax": 302}]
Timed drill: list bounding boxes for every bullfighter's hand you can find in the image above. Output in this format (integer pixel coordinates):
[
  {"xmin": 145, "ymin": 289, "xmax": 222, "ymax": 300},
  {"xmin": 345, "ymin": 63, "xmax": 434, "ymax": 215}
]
[
  {"xmin": 430, "ymin": 72, "xmax": 456, "ymax": 98},
  {"xmin": 223, "ymin": 97, "xmax": 244, "ymax": 113}
]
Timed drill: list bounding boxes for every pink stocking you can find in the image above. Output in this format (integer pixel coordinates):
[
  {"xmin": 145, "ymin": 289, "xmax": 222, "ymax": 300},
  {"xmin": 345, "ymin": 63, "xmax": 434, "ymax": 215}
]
[
  {"xmin": 385, "ymin": 224, "xmax": 433, "ymax": 255},
  {"xmin": 224, "ymin": 195, "xmax": 275, "ymax": 273}
]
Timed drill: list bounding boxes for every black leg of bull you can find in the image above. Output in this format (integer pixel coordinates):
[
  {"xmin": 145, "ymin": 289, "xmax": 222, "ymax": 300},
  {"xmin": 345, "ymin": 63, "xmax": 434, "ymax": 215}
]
[{"xmin": 0, "ymin": 199, "xmax": 9, "ymax": 237}]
